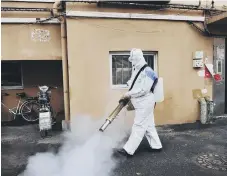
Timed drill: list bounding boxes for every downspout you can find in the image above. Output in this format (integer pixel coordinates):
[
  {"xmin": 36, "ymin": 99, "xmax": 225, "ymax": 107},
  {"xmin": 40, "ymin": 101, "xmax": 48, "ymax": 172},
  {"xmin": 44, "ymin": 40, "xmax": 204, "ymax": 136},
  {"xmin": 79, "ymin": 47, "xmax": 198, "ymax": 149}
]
[
  {"xmin": 53, "ymin": 0, "xmax": 61, "ymax": 16},
  {"xmin": 204, "ymin": 96, "xmax": 214, "ymax": 123},
  {"xmin": 198, "ymin": 96, "xmax": 215, "ymax": 124},
  {"xmin": 198, "ymin": 97, "xmax": 208, "ymax": 124},
  {"xmin": 53, "ymin": 0, "xmax": 71, "ymax": 129}
]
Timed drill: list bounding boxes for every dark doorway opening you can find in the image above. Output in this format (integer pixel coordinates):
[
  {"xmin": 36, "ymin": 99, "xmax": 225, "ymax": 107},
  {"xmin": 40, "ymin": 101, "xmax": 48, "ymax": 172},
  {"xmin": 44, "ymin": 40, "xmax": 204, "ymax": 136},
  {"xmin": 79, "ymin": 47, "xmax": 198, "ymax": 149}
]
[{"xmin": 1, "ymin": 60, "xmax": 64, "ymax": 125}]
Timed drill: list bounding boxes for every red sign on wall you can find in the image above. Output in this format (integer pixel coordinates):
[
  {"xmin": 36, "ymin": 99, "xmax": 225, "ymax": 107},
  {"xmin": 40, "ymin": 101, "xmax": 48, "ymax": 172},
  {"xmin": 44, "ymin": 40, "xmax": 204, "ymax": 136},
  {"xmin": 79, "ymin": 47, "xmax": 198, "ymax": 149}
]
[
  {"xmin": 204, "ymin": 64, "xmax": 222, "ymax": 81},
  {"xmin": 213, "ymin": 74, "xmax": 222, "ymax": 81},
  {"xmin": 204, "ymin": 66, "xmax": 211, "ymax": 78}
]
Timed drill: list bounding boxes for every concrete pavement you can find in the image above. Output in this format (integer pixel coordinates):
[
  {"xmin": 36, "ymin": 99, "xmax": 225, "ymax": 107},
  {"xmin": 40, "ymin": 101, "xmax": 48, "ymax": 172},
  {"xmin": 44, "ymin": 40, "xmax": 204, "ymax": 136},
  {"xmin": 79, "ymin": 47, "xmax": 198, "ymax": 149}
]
[
  {"xmin": 1, "ymin": 119, "xmax": 227, "ymax": 176},
  {"xmin": 113, "ymin": 119, "xmax": 227, "ymax": 176}
]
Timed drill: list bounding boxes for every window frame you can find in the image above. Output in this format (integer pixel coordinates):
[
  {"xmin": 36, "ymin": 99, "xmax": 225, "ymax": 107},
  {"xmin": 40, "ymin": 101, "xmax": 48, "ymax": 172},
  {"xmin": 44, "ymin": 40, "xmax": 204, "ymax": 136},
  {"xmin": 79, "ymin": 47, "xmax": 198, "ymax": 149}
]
[
  {"xmin": 216, "ymin": 60, "xmax": 222, "ymax": 75},
  {"xmin": 1, "ymin": 61, "xmax": 24, "ymax": 90},
  {"xmin": 109, "ymin": 51, "xmax": 158, "ymax": 89}
]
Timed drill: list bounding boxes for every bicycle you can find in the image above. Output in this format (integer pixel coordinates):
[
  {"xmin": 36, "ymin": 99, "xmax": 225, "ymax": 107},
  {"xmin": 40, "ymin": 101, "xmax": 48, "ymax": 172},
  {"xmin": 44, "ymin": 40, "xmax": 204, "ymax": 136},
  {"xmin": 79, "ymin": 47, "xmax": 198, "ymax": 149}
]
[{"xmin": 1, "ymin": 92, "xmax": 40, "ymax": 122}]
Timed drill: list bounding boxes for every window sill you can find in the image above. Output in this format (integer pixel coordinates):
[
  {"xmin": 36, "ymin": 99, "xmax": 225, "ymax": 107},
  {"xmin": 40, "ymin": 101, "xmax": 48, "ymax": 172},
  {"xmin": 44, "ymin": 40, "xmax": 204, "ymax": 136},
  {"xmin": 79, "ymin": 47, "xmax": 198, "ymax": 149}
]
[
  {"xmin": 1, "ymin": 86, "xmax": 24, "ymax": 90},
  {"xmin": 111, "ymin": 85, "xmax": 129, "ymax": 90}
]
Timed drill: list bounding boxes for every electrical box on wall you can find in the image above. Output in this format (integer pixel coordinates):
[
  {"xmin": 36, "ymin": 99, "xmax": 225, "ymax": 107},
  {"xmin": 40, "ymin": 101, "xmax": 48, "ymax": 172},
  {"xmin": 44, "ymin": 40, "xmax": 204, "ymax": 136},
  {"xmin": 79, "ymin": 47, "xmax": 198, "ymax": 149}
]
[
  {"xmin": 193, "ymin": 51, "xmax": 204, "ymax": 68},
  {"xmin": 193, "ymin": 60, "xmax": 203, "ymax": 68}
]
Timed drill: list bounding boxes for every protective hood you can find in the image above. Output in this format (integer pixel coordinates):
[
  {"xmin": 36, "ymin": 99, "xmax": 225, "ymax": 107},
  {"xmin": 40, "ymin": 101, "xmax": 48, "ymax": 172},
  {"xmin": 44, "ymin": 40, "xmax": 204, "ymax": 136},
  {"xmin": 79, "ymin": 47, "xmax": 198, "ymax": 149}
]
[{"xmin": 128, "ymin": 48, "xmax": 147, "ymax": 70}]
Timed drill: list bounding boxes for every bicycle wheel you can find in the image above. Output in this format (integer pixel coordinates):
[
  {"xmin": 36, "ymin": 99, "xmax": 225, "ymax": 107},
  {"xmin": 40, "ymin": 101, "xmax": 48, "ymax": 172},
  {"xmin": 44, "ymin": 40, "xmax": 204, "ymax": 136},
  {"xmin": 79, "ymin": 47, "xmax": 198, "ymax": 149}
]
[{"xmin": 21, "ymin": 100, "xmax": 40, "ymax": 122}]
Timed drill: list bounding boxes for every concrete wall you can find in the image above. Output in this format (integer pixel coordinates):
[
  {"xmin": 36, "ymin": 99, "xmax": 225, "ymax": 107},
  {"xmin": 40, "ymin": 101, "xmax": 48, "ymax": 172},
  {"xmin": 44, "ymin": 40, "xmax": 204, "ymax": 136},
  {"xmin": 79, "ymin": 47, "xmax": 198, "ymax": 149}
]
[
  {"xmin": 2, "ymin": 1, "xmax": 219, "ymax": 125},
  {"xmin": 1, "ymin": 24, "xmax": 61, "ymax": 60},
  {"xmin": 1, "ymin": 61, "xmax": 64, "ymax": 121},
  {"xmin": 66, "ymin": 17, "xmax": 213, "ymax": 125},
  {"xmin": 1, "ymin": 1, "xmax": 61, "ymax": 60},
  {"xmin": 1, "ymin": 1, "xmax": 63, "ymax": 121}
]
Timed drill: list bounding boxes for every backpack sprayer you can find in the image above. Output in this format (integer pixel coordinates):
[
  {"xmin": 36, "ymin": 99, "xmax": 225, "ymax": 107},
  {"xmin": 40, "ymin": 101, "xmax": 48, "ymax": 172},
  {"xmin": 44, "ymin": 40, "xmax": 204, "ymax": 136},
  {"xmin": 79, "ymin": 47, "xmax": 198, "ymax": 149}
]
[
  {"xmin": 98, "ymin": 63, "xmax": 164, "ymax": 132},
  {"xmin": 99, "ymin": 97, "xmax": 130, "ymax": 132},
  {"xmin": 99, "ymin": 64, "xmax": 149, "ymax": 132}
]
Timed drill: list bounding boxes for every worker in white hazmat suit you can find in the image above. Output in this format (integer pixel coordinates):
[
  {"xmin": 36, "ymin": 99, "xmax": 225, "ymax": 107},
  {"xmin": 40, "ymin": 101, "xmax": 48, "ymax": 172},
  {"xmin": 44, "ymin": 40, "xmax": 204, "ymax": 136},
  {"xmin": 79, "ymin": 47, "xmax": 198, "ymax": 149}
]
[{"xmin": 117, "ymin": 48, "xmax": 163, "ymax": 157}]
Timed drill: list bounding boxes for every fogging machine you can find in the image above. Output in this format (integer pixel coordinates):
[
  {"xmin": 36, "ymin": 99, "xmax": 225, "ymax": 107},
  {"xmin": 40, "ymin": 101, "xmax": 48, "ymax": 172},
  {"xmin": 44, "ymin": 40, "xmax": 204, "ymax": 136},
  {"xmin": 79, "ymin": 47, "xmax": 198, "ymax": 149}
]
[
  {"xmin": 99, "ymin": 65, "xmax": 150, "ymax": 132},
  {"xmin": 99, "ymin": 97, "xmax": 130, "ymax": 132},
  {"xmin": 99, "ymin": 64, "xmax": 162, "ymax": 132}
]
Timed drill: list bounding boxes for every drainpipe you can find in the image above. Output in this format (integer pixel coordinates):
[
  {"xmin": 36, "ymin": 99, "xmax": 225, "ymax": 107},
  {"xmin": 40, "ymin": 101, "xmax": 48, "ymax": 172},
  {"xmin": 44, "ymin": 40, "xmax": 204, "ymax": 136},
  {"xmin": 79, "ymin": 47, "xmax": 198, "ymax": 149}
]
[
  {"xmin": 198, "ymin": 97, "xmax": 208, "ymax": 124},
  {"xmin": 204, "ymin": 96, "xmax": 214, "ymax": 123},
  {"xmin": 198, "ymin": 96, "xmax": 215, "ymax": 124},
  {"xmin": 53, "ymin": 0, "xmax": 61, "ymax": 16},
  {"xmin": 53, "ymin": 0, "xmax": 70, "ymax": 130}
]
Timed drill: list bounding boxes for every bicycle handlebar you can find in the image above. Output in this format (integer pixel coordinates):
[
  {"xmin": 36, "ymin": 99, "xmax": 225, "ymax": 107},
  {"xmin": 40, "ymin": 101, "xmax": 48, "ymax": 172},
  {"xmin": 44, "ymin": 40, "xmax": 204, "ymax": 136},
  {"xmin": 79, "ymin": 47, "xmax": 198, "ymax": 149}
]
[
  {"xmin": 49, "ymin": 86, "xmax": 58, "ymax": 89},
  {"xmin": 2, "ymin": 93, "xmax": 9, "ymax": 96},
  {"xmin": 30, "ymin": 85, "xmax": 58, "ymax": 89}
]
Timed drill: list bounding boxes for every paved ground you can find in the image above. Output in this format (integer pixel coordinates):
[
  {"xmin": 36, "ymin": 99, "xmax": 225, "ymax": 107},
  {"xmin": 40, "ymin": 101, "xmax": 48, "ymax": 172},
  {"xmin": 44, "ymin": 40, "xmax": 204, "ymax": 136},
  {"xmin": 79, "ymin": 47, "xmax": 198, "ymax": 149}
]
[
  {"xmin": 1, "ymin": 118, "xmax": 227, "ymax": 176},
  {"xmin": 1, "ymin": 122, "xmax": 63, "ymax": 176},
  {"xmin": 114, "ymin": 119, "xmax": 227, "ymax": 176}
]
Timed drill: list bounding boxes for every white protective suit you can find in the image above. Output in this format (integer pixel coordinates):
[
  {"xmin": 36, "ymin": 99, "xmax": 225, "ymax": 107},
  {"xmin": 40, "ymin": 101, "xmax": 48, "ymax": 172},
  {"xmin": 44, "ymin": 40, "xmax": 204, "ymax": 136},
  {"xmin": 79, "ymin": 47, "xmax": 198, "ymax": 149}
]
[{"xmin": 123, "ymin": 48, "xmax": 162, "ymax": 155}]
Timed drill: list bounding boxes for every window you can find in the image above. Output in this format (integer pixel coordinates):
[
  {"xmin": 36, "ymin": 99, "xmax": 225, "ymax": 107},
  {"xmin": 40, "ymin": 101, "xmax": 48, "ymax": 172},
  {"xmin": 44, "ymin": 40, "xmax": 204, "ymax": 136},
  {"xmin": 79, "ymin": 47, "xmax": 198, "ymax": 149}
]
[
  {"xmin": 216, "ymin": 60, "xmax": 222, "ymax": 75},
  {"xmin": 110, "ymin": 51, "xmax": 157, "ymax": 88},
  {"xmin": 1, "ymin": 61, "xmax": 23, "ymax": 90}
]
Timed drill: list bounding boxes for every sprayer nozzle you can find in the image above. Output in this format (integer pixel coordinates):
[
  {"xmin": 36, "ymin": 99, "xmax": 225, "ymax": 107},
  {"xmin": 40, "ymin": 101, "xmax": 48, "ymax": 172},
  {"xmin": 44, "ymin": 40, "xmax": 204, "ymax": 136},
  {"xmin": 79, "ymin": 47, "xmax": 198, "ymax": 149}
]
[
  {"xmin": 99, "ymin": 128, "xmax": 104, "ymax": 132},
  {"xmin": 99, "ymin": 120, "xmax": 111, "ymax": 132}
]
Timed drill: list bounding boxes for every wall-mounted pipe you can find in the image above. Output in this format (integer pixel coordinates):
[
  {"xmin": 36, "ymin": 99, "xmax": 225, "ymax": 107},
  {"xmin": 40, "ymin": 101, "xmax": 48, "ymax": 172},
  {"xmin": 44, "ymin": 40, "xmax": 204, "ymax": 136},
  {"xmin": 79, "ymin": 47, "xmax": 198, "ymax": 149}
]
[
  {"xmin": 205, "ymin": 96, "xmax": 214, "ymax": 123},
  {"xmin": 97, "ymin": 0, "xmax": 224, "ymax": 12},
  {"xmin": 198, "ymin": 97, "xmax": 208, "ymax": 124},
  {"xmin": 60, "ymin": 17, "xmax": 70, "ymax": 123},
  {"xmin": 53, "ymin": 0, "xmax": 71, "ymax": 127},
  {"xmin": 53, "ymin": 0, "xmax": 61, "ymax": 16},
  {"xmin": 1, "ymin": 7, "xmax": 51, "ymax": 12},
  {"xmin": 198, "ymin": 96, "xmax": 215, "ymax": 124}
]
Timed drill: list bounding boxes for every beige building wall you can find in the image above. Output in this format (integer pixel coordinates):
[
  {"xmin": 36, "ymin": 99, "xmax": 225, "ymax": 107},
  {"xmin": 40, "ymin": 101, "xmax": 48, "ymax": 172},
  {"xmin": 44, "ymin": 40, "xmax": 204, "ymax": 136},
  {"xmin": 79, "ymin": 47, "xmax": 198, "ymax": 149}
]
[
  {"xmin": 1, "ymin": 24, "xmax": 61, "ymax": 60},
  {"xmin": 1, "ymin": 1, "xmax": 63, "ymax": 121},
  {"xmin": 2, "ymin": 1, "xmax": 219, "ymax": 125},
  {"xmin": 1, "ymin": 1, "xmax": 61, "ymax": 60},
  {"xmin": 66, "ymin": 18, "xmax": 213, "ymax": 125}
]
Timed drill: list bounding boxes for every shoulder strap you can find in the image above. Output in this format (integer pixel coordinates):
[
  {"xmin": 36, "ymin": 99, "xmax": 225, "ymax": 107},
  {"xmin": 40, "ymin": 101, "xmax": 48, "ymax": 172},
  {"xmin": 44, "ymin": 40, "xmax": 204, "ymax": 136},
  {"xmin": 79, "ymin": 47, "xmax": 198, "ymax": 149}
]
[
  {"xmin": 129, "ymin": 64, "xmax": 148, "ymax": 91},
  {"xmin": 150, "ymin": 78, "xmax": 158, "ymax": 93}
]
